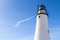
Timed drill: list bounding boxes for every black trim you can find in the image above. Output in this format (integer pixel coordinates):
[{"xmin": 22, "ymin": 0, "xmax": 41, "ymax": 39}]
[{"xmin": 37, "ymin": 13, "xmax": 48, "ymax": 16}]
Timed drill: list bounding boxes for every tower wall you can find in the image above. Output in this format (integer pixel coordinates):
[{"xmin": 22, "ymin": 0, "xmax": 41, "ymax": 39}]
[
  {"xmin": 34, "ymin": 14, "xmax": 50, "ymax": 40},
  {"xmin": 34, "ymin": 5, "xmax": 50, "ymax": 40}
]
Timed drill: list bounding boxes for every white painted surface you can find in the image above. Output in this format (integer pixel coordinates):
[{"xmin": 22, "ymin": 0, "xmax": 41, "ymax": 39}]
[
  {"xmin": 34, "ymin": 14, "xmax": 50, "ymax": 40},
  {"xmin": 38, "ymin": 10, "xmax": 47, "ymax": 13}
]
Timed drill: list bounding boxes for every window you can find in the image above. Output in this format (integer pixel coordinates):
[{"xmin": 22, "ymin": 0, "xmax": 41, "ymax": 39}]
[
  {"xmin": 48, "ymin": 30, "xmax": 49, "ymax": 33},
  {"xmin": 39, "ymin": 16, "xmax": 40, "ymax": 18}
]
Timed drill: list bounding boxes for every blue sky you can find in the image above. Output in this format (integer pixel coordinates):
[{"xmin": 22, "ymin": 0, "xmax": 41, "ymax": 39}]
[{"xmin": 0, "ymin": 0, "xmax": 60, "ymax": 40}]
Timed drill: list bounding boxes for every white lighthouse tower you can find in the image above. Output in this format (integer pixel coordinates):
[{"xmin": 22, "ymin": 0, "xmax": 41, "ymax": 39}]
[{"xmin": 34, "ymin": 5, "xmax": 50, "ymax": 40}]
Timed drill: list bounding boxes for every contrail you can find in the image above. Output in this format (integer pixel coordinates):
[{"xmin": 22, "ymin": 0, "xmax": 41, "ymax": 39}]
[{"xmin": 14, "ymin": 14, "xmax": 36, "ymax": 27}]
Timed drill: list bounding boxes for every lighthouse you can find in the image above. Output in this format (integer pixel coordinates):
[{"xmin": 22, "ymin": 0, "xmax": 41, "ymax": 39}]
[{"xmin": 34, "ymin": 5, "xmax": 50, "ymax": 40}]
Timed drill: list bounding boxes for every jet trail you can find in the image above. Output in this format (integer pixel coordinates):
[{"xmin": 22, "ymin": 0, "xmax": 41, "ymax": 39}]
[{"xmin": 14, "ymin": 14, "xmax": 36, "ymax": 27}]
